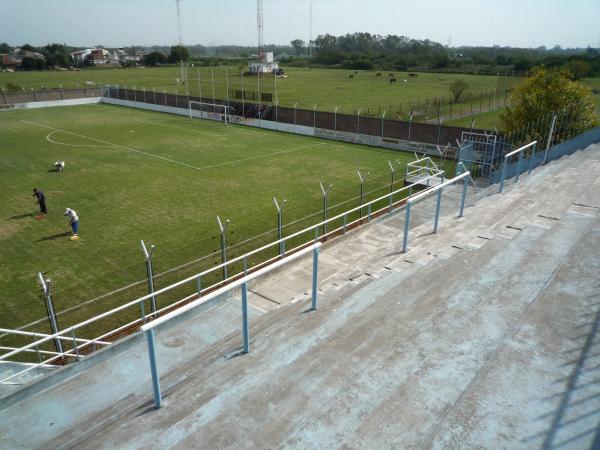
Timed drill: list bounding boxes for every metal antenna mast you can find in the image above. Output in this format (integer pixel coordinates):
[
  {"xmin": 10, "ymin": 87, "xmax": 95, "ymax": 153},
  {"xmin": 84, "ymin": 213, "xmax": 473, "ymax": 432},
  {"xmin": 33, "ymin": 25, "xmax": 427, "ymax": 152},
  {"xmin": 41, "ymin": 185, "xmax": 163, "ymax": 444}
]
[
  {"xmin": 257, "ymin": 0, "xmax": 265, "ymax": 63},
  {"xmin": 176, "ymin": 0, "xmax": 183, "ymax": 47}
]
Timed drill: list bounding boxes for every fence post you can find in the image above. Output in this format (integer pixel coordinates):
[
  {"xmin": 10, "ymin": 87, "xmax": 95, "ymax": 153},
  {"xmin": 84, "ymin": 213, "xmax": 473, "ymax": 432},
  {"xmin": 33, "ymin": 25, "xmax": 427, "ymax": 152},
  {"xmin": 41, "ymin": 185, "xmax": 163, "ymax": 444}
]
[
  {"xmin": 358, "ymin": 170, "xmax": 369, "ymax": 218},
  {"xmin": 460, "ymin": 177, "xmax": 468, "ymax": 217},
  {"xmin": 320, "ymin": 182, "xmax": 333, "ymax": 235},
  {"xmin": 334, "ymin": 106, "xmax": 339, "ymax": 131},
  {"xmin": 38, "ymin": 273, "xmax": 63, "ymax": 355},
  {"xmin": 242, "ymin": 282, "xmax": 250, "ymax": 353},
  {"xmin": 543, "ymin": 115, "xmax": 557, "ymax": 164},
  {"xmin": 217, "ymin": 216, "xmax": 230, "ymax": 279},
  {"xmin": 356, "ymin": 109, "xmax": 361, "ymax": 133},
  {"xmin": 528, "ymin": 142, "xmax": 537, "ymax": 174},
  {"xmin": 402, "ymin": 202, "xmax": 412, "ymax": 253},
  {"xmin": 273, "ymin": 197, "xmax": 286, "ymax": 256},
  {"xmin": 388, "ymin": 161, "xmax": 396, "ymax": 211},
  {"xmin": 1, "ymin": 88, "xmax": 6, "ymax": 105},
  {"xmin": 141, "ymin": 240, "xmax": 157, "ymax": 319},
  {"xmin": 499, "ymin": 156, "xmax": 508, "ymax": 193},
  {"xmin": 408, "ymin": 113, "xmax": 414, "ymax": 151},
  {"xmin": 145, "ymin": 329, "xmax": 162, "ymax": 409},
  {"xmin": 433, "ymin": 188, "xmax": 443, "ymax": 233},
  {"xmin": 311, "ymin": 247, "xmax": 320, "ymax": 311}
]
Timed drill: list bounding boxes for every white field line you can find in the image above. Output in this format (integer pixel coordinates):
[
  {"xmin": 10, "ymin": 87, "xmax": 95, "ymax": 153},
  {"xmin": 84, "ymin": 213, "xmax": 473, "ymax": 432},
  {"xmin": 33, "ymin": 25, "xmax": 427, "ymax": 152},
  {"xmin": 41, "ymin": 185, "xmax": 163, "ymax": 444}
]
[
  {"xmin": 46, "ymin": 131, "xmax": 112, "ymax": 148},
  {"xmin": 23, "ymin": 120, "xmax": 326, "ymax": 171}
]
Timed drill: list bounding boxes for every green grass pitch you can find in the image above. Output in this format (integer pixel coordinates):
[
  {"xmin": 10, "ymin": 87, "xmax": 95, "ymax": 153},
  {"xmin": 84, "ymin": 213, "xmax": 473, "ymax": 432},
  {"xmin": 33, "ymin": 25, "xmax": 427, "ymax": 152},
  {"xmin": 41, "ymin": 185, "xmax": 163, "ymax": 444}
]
[{"xmin": 0, "ymin": 103, "xmax": 435, "ymax": 334}]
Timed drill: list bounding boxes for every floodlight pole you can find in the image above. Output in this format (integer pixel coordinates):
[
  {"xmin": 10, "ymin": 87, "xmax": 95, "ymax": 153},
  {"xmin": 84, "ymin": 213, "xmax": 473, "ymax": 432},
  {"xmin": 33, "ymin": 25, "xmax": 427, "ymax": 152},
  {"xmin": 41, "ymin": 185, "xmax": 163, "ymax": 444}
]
[
  {"xmin": 211, "ymin": 69, "xmax": 216, "ymax": 111},
  {"xmin": 381, "ymin": 111, "xmax": 386, "ymax": 138},
  {"xmin": 37, "ymin": 272, "xmax": 63, "ymax": 355},
  {"xmin": 408, "ymin": 113, "xmax": 414, "ymax": 151},
  {"xmin": 358, "ymin": 170, "xmax": 369, "ymax": 218},
  {"xmin": 320, "ymin": 182, "xmax": 333, "ymax": 235},
  {"xmin": 357, "ymin": 109, "xmax": 361, "ymax": 134},
  {"xmin": 437, "ymin": 117, "xmax": 444, "ymax": 145},
  {"xmin": 225, "ymin": 68, "xmax": 230, "ymax": 113},
  {"xmin": 140, "ymin": 240, "xmax": 157, "ymax": 321},
  {"xmin": 313, "ymin": 104, "xmax": 318, "ymax": 129},
  {"xmin": 334, "ymin": 106, "xmax": 339, "ymax": 131},
  {"xmin": 197, "ymin": 68, "xmax": 202, "ymax": 101},
  {"xmin": 273, "ymin": 197, "xmax": 287, "ymax": 255},
  {"xmin": 217, "ymin": 216, "xmax": 230, "ymax": 280},
  {"xmin": 275, "ymin": 101, "xmax": 279, "ymax": 129}
]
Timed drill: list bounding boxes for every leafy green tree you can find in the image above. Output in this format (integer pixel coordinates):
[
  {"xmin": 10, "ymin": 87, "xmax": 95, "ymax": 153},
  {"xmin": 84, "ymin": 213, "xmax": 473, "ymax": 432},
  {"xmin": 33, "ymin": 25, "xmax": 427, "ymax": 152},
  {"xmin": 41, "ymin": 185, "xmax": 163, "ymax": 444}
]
[
  {"xmin": 0, "ymin": 42, "xmax": 11, "ymax": 53},
  {"xmin": 290, "ymin": 39, "xmax": 306, "ymax": 56},
  {"xmin": 21, "ymin": 57, "xmax": 45, "ymax": 70},
  {"xmin": 168, "ymin": 46, "xmax": 189, "ymax": 63},
  {"xmin": 144, "ymin": 51, "xmax": 167, "ymax": 66},
  {"xmin": 449, "ymin": 79, "xmax": 468, "ymax": 102},
  {"xmin": 563, "ymin": 60, "xmax": 592, "ymax": 80},
  {"xmin": 502, "ymin": 68, "xmax": 597, "ymax": 143},
  {"xmin": 20, "ymin": 44, "xmax": 36, "ymax": 51}
]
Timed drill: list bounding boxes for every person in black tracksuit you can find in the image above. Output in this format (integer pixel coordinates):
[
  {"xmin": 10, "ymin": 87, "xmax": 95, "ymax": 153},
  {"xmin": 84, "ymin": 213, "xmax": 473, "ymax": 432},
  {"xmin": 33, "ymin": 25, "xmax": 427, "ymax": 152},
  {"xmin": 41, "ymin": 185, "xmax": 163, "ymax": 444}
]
[{"xmin": 33, "ymin": 189, "xmax": 48, "ymax": 214}]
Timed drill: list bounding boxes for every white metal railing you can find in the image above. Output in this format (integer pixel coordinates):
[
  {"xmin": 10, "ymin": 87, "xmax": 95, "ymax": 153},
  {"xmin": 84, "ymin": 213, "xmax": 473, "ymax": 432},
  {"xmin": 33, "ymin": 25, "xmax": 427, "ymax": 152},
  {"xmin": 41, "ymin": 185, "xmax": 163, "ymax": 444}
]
[
  {"xmin": 498, "ymin": 141, "xmax": 538, "ymax": 193},
  {"xmin": 141, "ymin": 242, "xmax": 322, "ymax": 409},
  {"xmin": 0, "ymin": 169, "xmax": 446, "ymax": 384}
]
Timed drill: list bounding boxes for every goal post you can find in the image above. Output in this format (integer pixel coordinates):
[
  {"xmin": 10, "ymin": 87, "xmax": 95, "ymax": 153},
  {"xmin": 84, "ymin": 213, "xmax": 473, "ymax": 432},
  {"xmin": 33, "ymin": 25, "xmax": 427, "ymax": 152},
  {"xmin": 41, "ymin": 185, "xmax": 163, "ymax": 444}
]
[{"xmin": 188, "ymin": 101, "xmax": 235, "ymax": 125}]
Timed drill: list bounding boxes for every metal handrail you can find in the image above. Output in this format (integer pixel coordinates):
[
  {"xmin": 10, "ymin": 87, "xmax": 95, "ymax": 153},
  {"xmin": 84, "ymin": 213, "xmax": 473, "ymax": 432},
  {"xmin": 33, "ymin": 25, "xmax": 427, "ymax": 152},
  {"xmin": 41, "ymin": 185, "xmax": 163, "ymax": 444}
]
[
  {"xmin": 0, "ymin": 171, "xmax": 443, "ymax": 382},
  {"xmin": 499, "ymin": 141, "xmax": 538, "ymax": 193}
]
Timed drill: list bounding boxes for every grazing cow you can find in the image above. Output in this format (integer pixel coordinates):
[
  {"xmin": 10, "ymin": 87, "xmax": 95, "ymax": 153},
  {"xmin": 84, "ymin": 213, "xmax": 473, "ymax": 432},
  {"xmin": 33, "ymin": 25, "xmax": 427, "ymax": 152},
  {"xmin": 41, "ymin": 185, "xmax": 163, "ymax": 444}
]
[
  {"xmin": 409, "ymin": 73, "xmax": 418, "ymax": 78},
  {"xmin": 376, "ymin": 72, "xmax": 382, "ymax": 78},
  {"xmin": 388, "ymin": 73, "xmax": 394, "ymax": 78},
  {"xmin": 390, "ymin": 78, "xmax": 397, "ymax": 84},
  {"xmin": 354, "ymin": 71, "xmax": 358, "ymax": 74},
  {"xmin": 349, "ymin": 74, "xmax": 354, "ymax": 79}
]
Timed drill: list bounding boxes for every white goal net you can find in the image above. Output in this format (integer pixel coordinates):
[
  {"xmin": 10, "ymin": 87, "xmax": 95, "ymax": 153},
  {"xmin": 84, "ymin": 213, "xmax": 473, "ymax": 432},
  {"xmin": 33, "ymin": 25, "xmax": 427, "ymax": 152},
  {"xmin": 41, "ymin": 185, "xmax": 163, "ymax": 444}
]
[{"xmin": 188, "ymin": 101, "xmax": 235, "ymax": 124}]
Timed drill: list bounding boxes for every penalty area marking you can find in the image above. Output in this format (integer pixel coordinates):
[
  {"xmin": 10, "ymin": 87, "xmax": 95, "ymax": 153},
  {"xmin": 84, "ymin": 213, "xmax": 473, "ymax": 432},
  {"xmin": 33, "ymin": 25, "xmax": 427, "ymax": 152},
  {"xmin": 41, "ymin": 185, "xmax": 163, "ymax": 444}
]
[
  {"xmin": 23, "ymin": 120, "xmax": 327, "ymax": 171},
  {"xmin": 46, "ymin": 131, "xmax": 113, "ymax": 148}
]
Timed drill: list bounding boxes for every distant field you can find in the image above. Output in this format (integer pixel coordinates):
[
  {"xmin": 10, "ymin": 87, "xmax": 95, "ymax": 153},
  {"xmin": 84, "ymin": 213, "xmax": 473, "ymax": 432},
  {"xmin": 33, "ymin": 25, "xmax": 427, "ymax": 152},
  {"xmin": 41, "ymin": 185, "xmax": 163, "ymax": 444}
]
[
  {"xmin": 0, "ymin": 103, "xmax": 446, "ymax": 334},
  {"xmin": 1, "ymin": 66, "xmax": 519, "ymax": 118},
  {"xmin": 447, "ymin": 108, "xmax": 507, "ymax": 131}
]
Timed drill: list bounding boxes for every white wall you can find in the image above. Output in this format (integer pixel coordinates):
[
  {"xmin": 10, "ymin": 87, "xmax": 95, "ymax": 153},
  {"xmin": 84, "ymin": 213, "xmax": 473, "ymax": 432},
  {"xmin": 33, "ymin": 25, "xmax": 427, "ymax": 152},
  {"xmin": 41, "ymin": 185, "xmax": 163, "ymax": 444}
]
[{"xmin": 8, "ymin": 97, "xmax": 101, "ymax": 110}]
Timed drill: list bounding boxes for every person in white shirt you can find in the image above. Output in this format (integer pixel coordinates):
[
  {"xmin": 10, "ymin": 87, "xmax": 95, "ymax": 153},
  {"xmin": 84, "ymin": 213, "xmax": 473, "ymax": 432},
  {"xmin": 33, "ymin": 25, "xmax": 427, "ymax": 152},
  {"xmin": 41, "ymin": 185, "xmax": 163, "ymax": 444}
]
[{"xmin": 64, "ymin": 208, "xmax": 79, "ymax": 236}]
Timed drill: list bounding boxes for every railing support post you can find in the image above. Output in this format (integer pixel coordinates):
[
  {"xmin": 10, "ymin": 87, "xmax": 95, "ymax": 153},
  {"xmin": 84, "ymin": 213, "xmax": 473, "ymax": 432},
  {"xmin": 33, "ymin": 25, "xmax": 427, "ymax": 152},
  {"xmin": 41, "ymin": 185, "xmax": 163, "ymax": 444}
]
[
  {"xmin": 402, "ymin": 203, "xmax": 412, "ymax": 253},
  {"xmin": 311, "ymin": 247, "xmax": 320, "ymax": 311},
  {"xmin": 433, "ymin": 188, "xmax": 443, "ymax": 233},
  {"xmin": 459, "ymin": 177, "xmax": 468, "ymax": 217},
  {"xmin": 320, "ymin": 182, "xmax": 333, "ymax": 236},
  {"xmin": 145, "ymin": 329, "xmax": 162, "ymax": 409},
  {"xmin": 515, "ymin": 151, "xmax": 523, "ymax": 183},
  {"xmin": 274, "ymin": 197, "xmax": 287, "ymax": 256},
  {"xmin": 242, "ymin": 282, "xmax": 250, "ymax": 354}
]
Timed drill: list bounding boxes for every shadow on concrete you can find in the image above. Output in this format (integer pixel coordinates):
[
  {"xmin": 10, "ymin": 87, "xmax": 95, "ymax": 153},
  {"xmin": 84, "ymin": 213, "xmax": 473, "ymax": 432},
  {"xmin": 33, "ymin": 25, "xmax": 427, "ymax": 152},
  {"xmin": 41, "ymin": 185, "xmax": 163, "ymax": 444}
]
[
  {"xmin": 224, "ymin": 347, "xmax": 248, "ymax": 361},
  {"xmin": 39, "ymin": 231, "xmax": 72, "ymax": 241},
  {"xmin": 523, "ymin": 296, "xmax": 600, "ymax": 449}
]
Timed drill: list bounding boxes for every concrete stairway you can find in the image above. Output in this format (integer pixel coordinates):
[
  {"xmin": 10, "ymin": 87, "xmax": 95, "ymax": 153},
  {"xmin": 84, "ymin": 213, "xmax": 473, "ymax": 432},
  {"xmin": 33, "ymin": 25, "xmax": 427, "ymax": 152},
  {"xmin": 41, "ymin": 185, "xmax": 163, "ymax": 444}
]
[{"xmin": 1, "ymin": 144, "xmax": 599, "ymax": 449}]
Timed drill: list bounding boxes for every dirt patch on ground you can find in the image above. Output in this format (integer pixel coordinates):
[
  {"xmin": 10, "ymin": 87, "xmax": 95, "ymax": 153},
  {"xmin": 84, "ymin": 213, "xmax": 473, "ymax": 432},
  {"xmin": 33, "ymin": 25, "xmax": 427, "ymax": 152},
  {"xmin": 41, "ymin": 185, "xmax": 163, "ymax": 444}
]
[{"xmin": 0, "ymin": 220, "xmax": 25, "ymax": 239}]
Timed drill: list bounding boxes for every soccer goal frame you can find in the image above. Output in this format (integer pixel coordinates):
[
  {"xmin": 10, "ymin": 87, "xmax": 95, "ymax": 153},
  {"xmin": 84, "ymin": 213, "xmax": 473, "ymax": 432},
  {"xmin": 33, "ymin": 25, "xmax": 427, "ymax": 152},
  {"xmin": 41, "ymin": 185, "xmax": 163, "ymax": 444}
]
[{"xmin": 188, "ymin": 101, "xmax": 235, "ymax": 125}]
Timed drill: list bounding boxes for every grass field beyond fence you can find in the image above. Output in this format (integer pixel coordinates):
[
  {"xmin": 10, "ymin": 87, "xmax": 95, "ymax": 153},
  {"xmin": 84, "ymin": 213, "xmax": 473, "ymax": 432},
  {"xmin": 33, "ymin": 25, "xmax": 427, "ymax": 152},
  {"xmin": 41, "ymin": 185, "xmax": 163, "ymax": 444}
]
[{"xmin": 0, "ymin": 103, "xmax": 452, "ymax": 338}]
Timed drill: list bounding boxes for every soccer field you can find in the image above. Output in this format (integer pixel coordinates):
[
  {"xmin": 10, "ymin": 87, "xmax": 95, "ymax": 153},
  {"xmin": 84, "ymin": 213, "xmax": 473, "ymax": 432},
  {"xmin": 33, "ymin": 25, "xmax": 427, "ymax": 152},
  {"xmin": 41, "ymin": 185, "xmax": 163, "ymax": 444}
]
[{"xmin": 0, "ymin": 103, "xmax": 435, "ymax": 333}]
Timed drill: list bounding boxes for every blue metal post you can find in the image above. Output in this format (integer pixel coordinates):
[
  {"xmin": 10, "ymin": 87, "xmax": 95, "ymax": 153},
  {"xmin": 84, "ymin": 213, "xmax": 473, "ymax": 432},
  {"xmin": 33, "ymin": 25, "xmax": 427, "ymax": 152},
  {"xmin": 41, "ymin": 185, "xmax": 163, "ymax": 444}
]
[
  {"xmin": 242, "ymin": 282, "xmax": 249, "ymax": 353},
  {"xmin": 515, "ymin": 151, "xmax": 523, "ymax": 183},
  {"xmin": 196, "ymin": 275, "xmax": 202, "ymax": 295},
  {"xmin": 499, "ymin": 157, "xmax": 508, "ymax": 193},
  {"xmin": 311, "ymin": 247, "xmax": 320, "ymax": 311},
  {"xmin": 402, "ymin": 203, "xmax": 412, "ymax": 253},
  {"xmin": 433, "ymin": 188, "xmax": 443, "ymax": 233},
  {"xmin": 459, "ymin": 178, "xmax": 468, "ymax": 217},
  {"xmin": 145, "ymin": 329, "xmax": 162, "ymax": 409}
]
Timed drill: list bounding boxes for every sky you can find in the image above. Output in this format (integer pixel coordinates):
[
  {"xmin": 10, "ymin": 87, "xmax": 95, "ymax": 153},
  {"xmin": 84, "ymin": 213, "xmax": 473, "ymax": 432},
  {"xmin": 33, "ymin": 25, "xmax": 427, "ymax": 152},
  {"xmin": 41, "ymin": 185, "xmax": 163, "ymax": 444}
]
[{"xmin": 1, "ymin": 0, "xmax": 599, "ymax": 49}]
